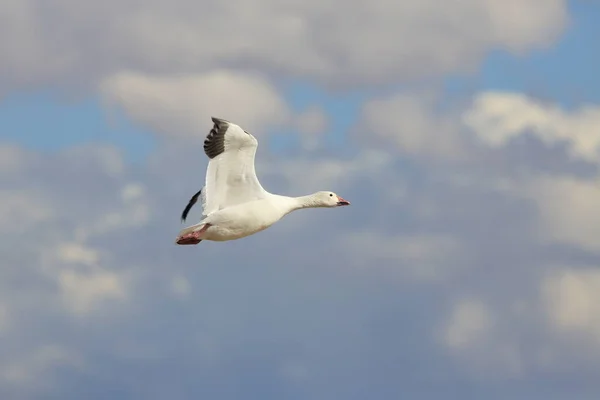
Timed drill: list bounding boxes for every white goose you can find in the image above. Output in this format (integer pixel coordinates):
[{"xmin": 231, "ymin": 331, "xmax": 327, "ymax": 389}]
[{"xmin": 175, "ymin": 117, "xmax": 350, "ymax": 245}]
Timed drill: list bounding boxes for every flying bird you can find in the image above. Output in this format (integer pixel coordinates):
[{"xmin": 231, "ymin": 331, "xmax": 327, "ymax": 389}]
[{"xmin": 175, "ymin": 117, "xmax": 350, "ymax": 245}]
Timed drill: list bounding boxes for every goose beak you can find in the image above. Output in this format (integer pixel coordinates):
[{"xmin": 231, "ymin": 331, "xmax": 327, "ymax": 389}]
[{"xmin": 336, "ymin": 196, "xmax": 350, "ymax": 206}]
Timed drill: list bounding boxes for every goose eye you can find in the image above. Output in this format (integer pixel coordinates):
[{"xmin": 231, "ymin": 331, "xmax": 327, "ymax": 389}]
[{"xmin": 330, "ymin": 193, "xmax": 333, "ymax": 197}]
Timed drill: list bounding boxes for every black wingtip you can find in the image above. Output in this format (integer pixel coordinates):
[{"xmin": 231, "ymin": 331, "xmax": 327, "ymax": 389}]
[
  {"xmin": 204, "ymin": 118, "xmax": 229, "ymax": 159},
  {"xmin": 180, "ymin": 188, "xmax": 202, "ymax": 223},
  {"xmin": 211, "ymin": 117, "xmax": 228, "ymax": 125}
]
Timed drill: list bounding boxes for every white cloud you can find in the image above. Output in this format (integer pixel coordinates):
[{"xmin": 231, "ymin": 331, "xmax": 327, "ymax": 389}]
[
  {"xmin": 519, "ymin": 175, "xmax": 600, "ymax": 252},
  {"xmin": 464, "ymin": 91, "xmax": 600, "ymax": 163},
  {"xmin": 0, "ymin": 0, "xmax": 567, "ymax": 93},
  {"xmin": 0, "ymin": 146, "xmax": 146, "ymax": 322},
  {"xmin": 443, "ymin": 298, "xmax": 493, "ymax": 350},
  {"xmin": 436, "ymin": 264, "xmax": 600, "ymax": 378},
  {"xmin": 56, "ymin": 243, "xmax": 100, "ymax": 266},
  {"xmin": 100, "ymin": 70, "xmax": 291, "ymax": 138},
  {"xmin": 358, "ymin": 91, "xmax": 468, "ymax": 160},
  {"xmin": 483, "ymin": 0, "xmax": 567, "ymax": 51},
  {"xmin": 359, "ymin": 89, "xmax": 600, "ymax": 169},
  {"xmin": 542, "ymin": 268, "xmax": 600, "ymax": 344},
  {"xmin": 121, "ymin": 183, "xmax": 145, "ymax": 203},
  {"xmin": 437, "ymin": 296, "xmax": 530, "ymax": 378},
  {"xmin": 58, "ymin": 269, "xmax": 127, "ymax": 316},
  {"xmin": 452, "ymin": 93, "xmax": 600, "ymax": 253}
]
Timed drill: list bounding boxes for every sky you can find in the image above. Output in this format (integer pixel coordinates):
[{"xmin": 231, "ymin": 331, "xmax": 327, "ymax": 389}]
[{"xmin": 1, "ymin": 0, "xmax": 600, "ymax": 399}]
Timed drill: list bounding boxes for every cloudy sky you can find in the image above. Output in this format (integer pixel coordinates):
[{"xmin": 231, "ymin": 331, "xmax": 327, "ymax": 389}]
[{"xmin": 1, "ymin": 0, "xmax": 600, "ymax": 398}]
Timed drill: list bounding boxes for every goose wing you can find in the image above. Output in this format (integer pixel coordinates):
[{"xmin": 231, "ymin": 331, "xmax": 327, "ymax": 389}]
[{"xmin": 181, "ymin": 117, "xmax": 268, "ymax": 221}]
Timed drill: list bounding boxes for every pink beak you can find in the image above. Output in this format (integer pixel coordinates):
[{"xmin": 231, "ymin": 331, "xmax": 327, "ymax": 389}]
[{"xmin": 336, "ymin": 196, "xmax": 350, "ymax": 206}]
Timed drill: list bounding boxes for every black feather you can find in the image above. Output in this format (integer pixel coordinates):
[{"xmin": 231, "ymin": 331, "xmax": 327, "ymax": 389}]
[
  {"xmin": 203, "ymin": 117, "xmax": 229, "ymax": 159},
  {"xmin": 181, "ymin": 188, "xmax": 202, "ymax": 222}
]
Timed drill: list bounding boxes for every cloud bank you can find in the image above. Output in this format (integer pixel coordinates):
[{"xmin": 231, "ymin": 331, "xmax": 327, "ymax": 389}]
[{"xmin": 4, "ymin": 0, "xmax": 600, "ymax": 398}]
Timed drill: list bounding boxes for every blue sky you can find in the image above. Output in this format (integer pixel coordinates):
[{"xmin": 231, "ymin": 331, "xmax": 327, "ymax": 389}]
[
  {"xmin": 475, "ymin": 0, "xmax": 600, "ymax": 105},
  {"xmin": 2, "ymin": 1, "xmax": 600, "ymax": 399}
]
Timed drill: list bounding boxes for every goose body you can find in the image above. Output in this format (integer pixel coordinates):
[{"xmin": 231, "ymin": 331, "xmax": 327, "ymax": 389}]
[{"xmin": 175, "ymin": 117, "xmax": 350, "ymax": 245}]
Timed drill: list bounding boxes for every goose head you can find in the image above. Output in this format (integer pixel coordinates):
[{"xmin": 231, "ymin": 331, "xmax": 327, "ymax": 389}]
[{"xmin": 312, "ymin": 191, "xmax": 351, "ymax": 207}]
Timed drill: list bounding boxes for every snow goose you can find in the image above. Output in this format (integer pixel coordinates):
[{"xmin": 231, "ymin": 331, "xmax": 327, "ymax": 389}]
[{"xmin": 175, "ymin": 117, "xmax": 350, "ymax": 245}]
